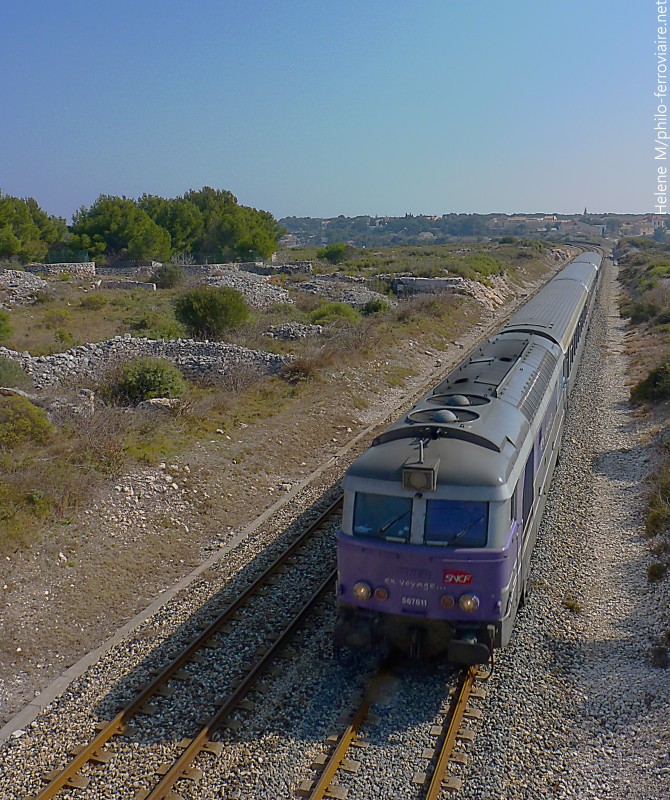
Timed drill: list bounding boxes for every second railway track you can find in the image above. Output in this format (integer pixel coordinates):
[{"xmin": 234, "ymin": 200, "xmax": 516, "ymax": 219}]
[{"xmin": 30, "ymin": 498, "xmax": 343, "ymax": 800}]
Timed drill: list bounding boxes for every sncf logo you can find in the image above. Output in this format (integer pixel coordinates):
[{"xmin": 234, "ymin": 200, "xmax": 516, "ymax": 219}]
[{"xmin": 443, "ymin": 570, "xmax": 473, "ymax": 585}]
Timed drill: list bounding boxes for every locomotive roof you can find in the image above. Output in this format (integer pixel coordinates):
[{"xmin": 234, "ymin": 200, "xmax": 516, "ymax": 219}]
[
  {"xmin": 346, "ymin": 333, "xmax": 560, "ymax": 493},
  {"xmin": 345, "ymin": 255, "xmax": 600, "ymax": 495},
  {"xmin": 343, "ymin": 432, "xmax": 517, "ymax": 495},
  {"xmin": 499, "ymin": 280, "xmax": 587, "ymax": 352}
]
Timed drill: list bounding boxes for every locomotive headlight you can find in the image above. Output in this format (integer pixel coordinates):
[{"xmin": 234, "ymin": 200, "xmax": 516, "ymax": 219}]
[
  {"xmin": 459, "ymin": 593, "xmax": 480, "ymax": 613},
  {"xmin": 352, "ymin": 581, "xmax": 372, "ymax": 601},
  {"xmin": 402, "ymin": 465, "xmax": 437, "ymax": 492}
]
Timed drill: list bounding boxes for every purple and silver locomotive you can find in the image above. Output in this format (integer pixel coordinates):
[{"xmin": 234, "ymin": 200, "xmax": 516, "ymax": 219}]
[{"xmin": 335, "ymin": 252, "xmax": 603, "ymax": 664}]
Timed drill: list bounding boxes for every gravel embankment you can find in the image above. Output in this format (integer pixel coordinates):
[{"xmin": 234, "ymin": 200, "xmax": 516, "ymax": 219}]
[
  {"xmin": 206, "ymin": 271, "xmax": 292, "ymax": 308},
  {"xmin": 448, "ymin": 264, "xmax": 670, "ymax": 800},
  {"xmin": 0, "ymin": 269, "xmax": 47, "ymax": 308}
]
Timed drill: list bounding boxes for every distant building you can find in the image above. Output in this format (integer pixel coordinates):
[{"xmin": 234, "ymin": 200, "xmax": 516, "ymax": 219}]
[
  {"xmin": 647, "ymin": 214, "xmax": 667, "ymax": 229},
  {"xmin": 620, "ymin": 221, "xmax": 655, "ymax": 236}
]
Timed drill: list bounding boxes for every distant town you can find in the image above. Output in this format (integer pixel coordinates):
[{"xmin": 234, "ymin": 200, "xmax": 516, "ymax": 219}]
[{"xmin": 279, "ymin": 213, "xmax": 665, "ymax": 248}]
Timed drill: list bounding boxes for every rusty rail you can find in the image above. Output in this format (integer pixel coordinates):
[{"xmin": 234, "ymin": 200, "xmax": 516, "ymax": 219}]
[{"xmin": 424, "ymin": 666, "xmax": 480, "ymax": 798}]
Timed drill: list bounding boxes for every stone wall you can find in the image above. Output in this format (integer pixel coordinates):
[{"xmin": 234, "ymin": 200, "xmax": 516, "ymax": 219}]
[
  {"xmin": 392, "ymin": 276, "xmax": 465, "ymax": 295},
  {"xmin": 0, "ymin": 337, "xmax": 290, "ymax": 390},
  {"xmin": 24, "ymin": 262, "xmax": 96, "ymax": 278}
]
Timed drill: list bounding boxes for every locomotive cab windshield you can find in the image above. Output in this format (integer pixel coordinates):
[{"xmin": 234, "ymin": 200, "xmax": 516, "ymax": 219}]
[
  {"xmin": 352, "ymin": 492, "xmax": 412, "ymax": 542},
  {"xmin": 351, "ymin": 491, "xmax": 489, "ymax": 547},
  {"xmin": 425, "ymin": 499, "xmax": 488, "ymax": 546}
]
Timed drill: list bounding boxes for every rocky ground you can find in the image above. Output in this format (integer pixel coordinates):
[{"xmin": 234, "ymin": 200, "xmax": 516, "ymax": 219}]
[{"xmin": 0, "ymin": 269, "xmax": 47, "ymax": 308}]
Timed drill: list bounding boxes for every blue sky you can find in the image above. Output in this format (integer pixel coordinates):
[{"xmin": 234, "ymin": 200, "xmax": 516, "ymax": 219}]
[{"xmin": 0, "ymin": 1, "xmax": 649, "ymax": 220}]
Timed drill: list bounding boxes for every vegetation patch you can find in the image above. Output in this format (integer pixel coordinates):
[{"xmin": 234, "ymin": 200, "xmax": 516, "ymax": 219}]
[
  {"xmin": 0, "ymin": 357, "xmax": 31, "ymax": 388},
  {"xmin": 562, "ymin": 595, "xmax": 583, "ymax": 613},
  {"xmin": 308, "ymin": 301, "xmax": 360, "ymax": 326},
  {"xmin": 0, "ymin": 394, "xmax": 52, "ymax": 450},
  {"xmin": 0, "ymin": 310, "xmax": 12, "ymax": 342},
  {"xmin": 619, "ymin": 239, "xmax": 670, "ymax": 609},
  {"xmin": 174, "ymin": 285, "xmax": 250, "ymax": 339},
  {"xmin": 79, "ymin": 293, "xmax": 109, "ymax": 311},
  {"xmin": 151, "ymin": 263, "xmax": 186, "ymax": 289},
  {"xmin": 102, "ymin": 357, "xmax": 188, "ymax": 405},
  {"xmin": 631, "ymin": 361, "xmax": 670, "ymax": 405}
]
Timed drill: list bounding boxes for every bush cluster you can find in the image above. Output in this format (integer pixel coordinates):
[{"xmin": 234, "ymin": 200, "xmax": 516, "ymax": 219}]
[
  {"xmin": 79, "ymin": 293, "xmax": 109, "ymax": 310},
  {"xmin": 174, "ymin": 285, "xmax": 250, "ymax": 339},
  {"xmin": 631, "ymin": 361, "xmax": 670, "ymax": 405},
  {"xmin": 104, "ymin": 357, "xmax": 188, "ymax": 405},
  {"xmin": 308, "ymin": 301, "xmax": 359, "ymax": 326},
  {"xmin": 0, "ymin": 394, "xmax": 52, "ymax": 450},
  {"xmin": 0, "ymin": 311, "xmax": 11, "ymax": 342},
  {"xmin": 151, "ymin": 263, "xmax": 185, "ymax": 289},
  {"xmin": 0, "ymin": 357, "xmax": 31, "ymax": 388}
]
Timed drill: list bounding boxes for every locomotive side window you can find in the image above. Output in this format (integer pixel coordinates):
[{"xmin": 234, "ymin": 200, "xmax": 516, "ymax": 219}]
[
  {"xmin": 522, "ymin": 446, "xmax": 535, "ymax": 525},
  {"xmin": 424, "ymin": 500, "xmax": 488, "ymax": 547},
  {"xmin": 352, "ymin": 493, "xmax": 412, "ymax": 542}
]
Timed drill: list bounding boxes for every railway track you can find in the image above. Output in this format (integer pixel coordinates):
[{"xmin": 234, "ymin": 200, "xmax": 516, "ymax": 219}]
[
  {"xmin": 31, "ymin": 497, "xmax": 342, "ymax": 800},
  {"xmin": 297, "ymin": 664, "xmax": 489, "ymax": 800}
]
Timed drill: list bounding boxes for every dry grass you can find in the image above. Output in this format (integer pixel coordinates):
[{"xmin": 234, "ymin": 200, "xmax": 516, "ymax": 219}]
[{"xmin": 562, "ymin": 595, "xmax": 583, "ymax": 613}]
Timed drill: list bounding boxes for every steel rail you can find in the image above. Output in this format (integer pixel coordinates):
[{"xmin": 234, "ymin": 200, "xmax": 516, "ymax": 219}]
[
  {"xmin": 304, "ymin": 688, "xmax": 373, "ymax": 800},
  {"xmin": 140, "ymin": 568, "xmax": 337, "ymax": 800},
  {"xmin": 32, "ymin": 497, "xmax": 342, "ymax": 800},
  {"xmin": 424, "ymin": 666, "xmax": 478, "ymax": 800}
]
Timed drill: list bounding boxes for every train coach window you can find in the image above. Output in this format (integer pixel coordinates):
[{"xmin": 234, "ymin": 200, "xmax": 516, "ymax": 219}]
[
  {"xmin": 353, "ymin": 493, "xmax": 412, "ymax": 542},
  {"xmin": 424, "ymin": 500, "xmax": 488, "ymax": 547}
]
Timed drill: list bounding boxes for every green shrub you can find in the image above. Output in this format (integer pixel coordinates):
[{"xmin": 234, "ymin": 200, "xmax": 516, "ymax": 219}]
[
  {"xmin": 0, "ymin": 357, "xmax": 31, "ymax": 388},
  {"xmin": 308, "ymin": 301, "xmax": 359, "ymax": 326},
  {"xmin": 132, "ymin": 310, "xmax": 186, "ymax": 339},
  {"xmin": 44, "ymin": 309, "xmax": 73, "ymax": 329},
  {"xmin": 647, "ymin": 561, "xmax": 668, "ymax": 582},
  {"xmin": 0, "ymin": 310, "xmax": 11, "ymax": 342},
  {"xmin": 105, "ymin": 357, "xmax": 188, "ymax": 405},
  {"xmin": 631, "ymin": 361, "xmax": 670, "ymax": 404},
  {"xmin": 646, "ymin": 471, "xmax": 670, "ymax": 537},
  {"xmin": 79, "ymin": 293, "xmax": 109, "ymax": 310},
  {"xmin": 54, "ymin": 329, "xmax": 77, "ymax": 349},
  {"xmin": 362, "ymin": 298, "xmax": 389, "ymax": 315},
  {"xmin": 0, "ymin": 395, "xmax": 52, "ymax": 449},
  {"xmin": 151, "ymin": 264, "xmax": 185, "ymax": 289},
  {"xmin": 317, "ymin": 243, "xmax": 355, "ymax": 264},
  {"xmin": 174, "ymin": 285, "xmax": 250, "ymax": 339}
]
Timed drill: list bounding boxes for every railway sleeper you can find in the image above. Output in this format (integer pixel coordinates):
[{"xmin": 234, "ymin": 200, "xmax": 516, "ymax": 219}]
[{"xmin": 41, "ymin": 770, "xmax": 89, "ymax": 789}]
